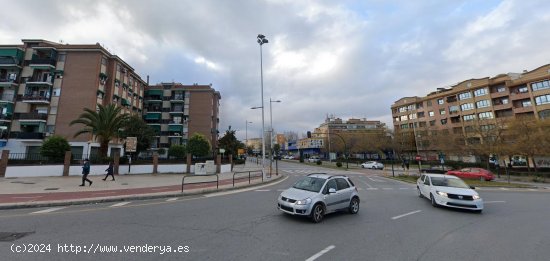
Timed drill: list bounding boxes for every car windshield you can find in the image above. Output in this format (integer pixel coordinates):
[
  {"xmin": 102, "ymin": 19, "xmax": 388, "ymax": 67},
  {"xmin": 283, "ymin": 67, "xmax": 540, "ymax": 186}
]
[
  {"xmin": 430, "ymin": 177, "xmax": 470, "ymax": 189},
  {"xmin": 292, "ymin": 177, "xmax": 326, "ymax": 192}
]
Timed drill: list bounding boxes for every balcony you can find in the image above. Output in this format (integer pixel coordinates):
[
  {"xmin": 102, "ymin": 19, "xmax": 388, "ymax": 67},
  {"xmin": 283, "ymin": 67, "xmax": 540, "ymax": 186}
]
[
  {"xmin": 26, "ymin": 76, "xmax": 54, "ymax": 86},
  {"xmin": 0, "ymin": 93, "xmax": 15, "ymax": 102},
  {"xmin": 15, "ymin": 113, "xmax": 48, "ymax": 121},
  {"xmin": 493, "ymin": 103, "xmax": 512, "ymax": 111},
  {"xmin": 29, "ymin": 58, "xmax": 56, "ymax": 69},
  {"xmin": 0, "ymin": 74, "xmax": 19, "ymax": 87},
  {"xmin": 170, "ymin": 95, "xmax": 185, "ymax": 102},
  {"xmin": 510, "ymin": 91, "xmax": 530, "ymax": 100},
  {"xmin": 513, "ymin": 106, "xmax": 534, "ymax": 114},
  {"xmin": 490, "ymin": 90, "xmax": 510, "ymax": 98},
  {"xmin": 0, "ymin": 114, "xmax": 12, "ymax": 121},
  {"xmin": 9, "ymin": 132, "xmax": 45, "ymax": 140},
  {"xmin": 19, "ymin": 94, "xmax": 51, "ymax": 104},
  {"xmin": 0, "ymin": 56, "xmax": 22, "ymax": 68}
]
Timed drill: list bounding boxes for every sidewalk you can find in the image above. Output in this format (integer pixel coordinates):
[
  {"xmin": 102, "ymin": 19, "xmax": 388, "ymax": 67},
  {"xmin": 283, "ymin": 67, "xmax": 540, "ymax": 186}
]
[{"xmin": 0, "ymin": 164, "xmax": 282, "ymax": 209}]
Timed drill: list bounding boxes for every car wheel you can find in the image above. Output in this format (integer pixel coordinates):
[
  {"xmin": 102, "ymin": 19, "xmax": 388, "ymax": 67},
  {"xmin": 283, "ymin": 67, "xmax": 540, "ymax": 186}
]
[
  {"xmin": 371, "ymin": 166, "xmax": 376, "ymax": 170},
  {"xmin": 430, "ymin": 194, "xmax": 438, "ymax": 207},
  {"xmin": 349, "ymin": 197, "xmax": 360, "ymax": 214},
  {"xmin": 310, "ymin": 204, "xmax": 325, "ymax": 223},
  {"xmin": 417, "ymin": 187, "xmax": 423, "ymax": 198}
]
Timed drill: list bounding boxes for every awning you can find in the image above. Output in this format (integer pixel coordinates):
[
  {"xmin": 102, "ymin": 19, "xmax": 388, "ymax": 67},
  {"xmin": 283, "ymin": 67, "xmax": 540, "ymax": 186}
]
[
  {"xmin": 19, "ymin": 121, "xmax": 41, "ymax": 126},
  {"xmin": 146, "ymin": 89, "xmax": 163, "ymax": 96},
  {"xmin": 148, "ymin": 124, "xmax": 161, "ymax": 133},
  {"xmin": 144, "ymin": 113, "xmax": 161, "ymax": 120},
  {"xmin": 121, "ymin": 98, "xmax": 130, "ymax": 106},
  {"xmin": 168, "ymin": 125, "xmax": 183, "ymax": 132}
]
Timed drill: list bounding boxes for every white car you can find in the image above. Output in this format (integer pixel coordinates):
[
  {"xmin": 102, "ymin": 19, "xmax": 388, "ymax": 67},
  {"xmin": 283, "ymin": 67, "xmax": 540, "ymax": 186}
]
[
  {"xmin": 417, "ymin": 174, "xmax": 483, "ymax": 213},
  {"xmin": 307, "ymin": 157, "xmax": 320, "ymax": 163},
  {"xmin": 361, "ymin": 161, "xmax": 384, "ymax": 169},
  {"xmin": 284, "ymin": 155, "xmax": 294, "ymax": 160}
]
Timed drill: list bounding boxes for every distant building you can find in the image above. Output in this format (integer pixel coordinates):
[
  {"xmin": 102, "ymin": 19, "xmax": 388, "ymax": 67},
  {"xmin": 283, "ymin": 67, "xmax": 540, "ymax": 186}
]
[{"xmin": 143, "ymin": 83, "xmax": 220, "ymax": 151}]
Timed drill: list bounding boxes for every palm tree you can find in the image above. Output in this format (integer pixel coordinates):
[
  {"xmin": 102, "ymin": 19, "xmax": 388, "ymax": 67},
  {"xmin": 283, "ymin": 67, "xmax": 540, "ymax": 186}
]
[{"xmin": 70, "ymin": 104, "xmax": 129, "ymax": 157}]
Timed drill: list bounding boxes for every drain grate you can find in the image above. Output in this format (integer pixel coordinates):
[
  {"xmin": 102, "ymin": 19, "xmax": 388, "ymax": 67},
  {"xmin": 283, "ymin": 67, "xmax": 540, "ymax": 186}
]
[
  {"xmin": 0, "ymin": 232, "xmax": 34, "ymax": 242},
  {"xmin": 44, "ymin": 188, "xmax": 59, "ymax": 191}
]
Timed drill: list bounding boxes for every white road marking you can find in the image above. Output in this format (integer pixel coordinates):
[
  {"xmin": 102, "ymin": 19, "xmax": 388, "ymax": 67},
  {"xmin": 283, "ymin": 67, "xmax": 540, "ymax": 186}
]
[
  {"xmin": 356, "ymin": 178, "xmax": 374, "ymax": 188},
  {"xmin": 166, "ymin": 198, "xmax": 178, "ymax": 201},
  {"xmin": 382, "ymin": 188, "xmax": 393, "ymax": 190},
  {"xmin": 305, "ymin": 245, "xmax": 335, "ymax": 261},
  {"xmin": 31, "ymin": 207, "xmax": 66, "ymax": 214},
  {"xmin": 110, "ymin": 202, "xmax": 131, "ymax": 207},
  {"xmin": 500, "ymin": 188, "xmax": 509, "ymax": 191},
  {"xmin": 528, "ymin": 189, "xmax": 536, "ymax": 191},
  {"xmin": 484, "ymin": 201, "xmax": 506, "ymax": 204},
  {"xmin": 255, "ymin": 189, "xmax": 270, "ymax": 192},
  {"xmin": 366, "ymin": 188, "xmax": 378, "ymax": 190},
  {"xmin": 392, "ymin": 210, "xmax": 422, "ymax": 220}
]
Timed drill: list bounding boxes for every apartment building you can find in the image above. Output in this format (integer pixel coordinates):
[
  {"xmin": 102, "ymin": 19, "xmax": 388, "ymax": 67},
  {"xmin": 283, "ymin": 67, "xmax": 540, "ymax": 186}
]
[
  {"xmin": 143, "ymin": 83, "xmax": 220, "ymax": 152},
  {"xmin": 0, "ymin": 39, "xmax": 146, "ymax": 156},
  {"xmin": 314, "ymin": 116, "xmax": 387, "ymax": 135},
  {"xmin": 391, "ymin": 64, "xmax": 550, "ymax": 159}
]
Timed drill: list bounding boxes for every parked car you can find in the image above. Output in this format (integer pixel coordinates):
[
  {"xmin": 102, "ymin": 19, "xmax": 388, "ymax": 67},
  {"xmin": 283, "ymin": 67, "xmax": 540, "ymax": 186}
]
[
  {"xmin": 361, "ymin": 161, "xmax": 384, "ymax": 170},
  {"xmin": 278, "ymin": 173, "xmax": 360, "ymax": 223},
  {"xmin": 446, "ymin": 168, "xmax": 494, "ymax": 181},
  {"xmin": 307, "ymin": 156, "xmax": 321, "ymax": 163},
  {"xmin": 417, "ymin": 173, "xmax": 483, "ymax": 212},
  {"xmin": 283, "ymin": 155, "xmax": 294, "ymax": 160},
  {"xmin": 421, "ymin": 165, "xmax": 454, "ymax": 174}
]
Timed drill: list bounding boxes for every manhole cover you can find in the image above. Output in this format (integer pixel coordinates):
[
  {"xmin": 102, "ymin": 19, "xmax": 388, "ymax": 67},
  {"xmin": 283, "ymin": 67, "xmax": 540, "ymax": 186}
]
[
  {"xmin": 44, "ymin": 188, "xmax": 59, "ymax": 191},
  {"xmin": 0, "ymin": 232, "xmax": 34, "ymax": 242}
]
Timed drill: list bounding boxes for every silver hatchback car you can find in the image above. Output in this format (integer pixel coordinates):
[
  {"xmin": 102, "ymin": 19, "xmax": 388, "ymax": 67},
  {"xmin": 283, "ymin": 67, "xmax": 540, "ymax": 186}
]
[{"xmin": 277, "ymin": 173, "xmax": 360, "ymax": 223}]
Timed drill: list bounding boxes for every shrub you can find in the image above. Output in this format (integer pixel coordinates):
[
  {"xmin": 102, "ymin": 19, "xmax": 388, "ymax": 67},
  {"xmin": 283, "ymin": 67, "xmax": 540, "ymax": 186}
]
[
  {"xmin": 157, "ymin": 148, "xmax": 166, "ymax": 155},
  {"xmin": 336, "ymin": 161, "xmax": 342, "ymax": 167},
  {"xmin": 316, "ymin": 160, "xmax": 322, "ymax": 165},
  {"xmin": 40, "ymin": 135, "xmax": 70, "ymax": 163},
  {"xmin": 299, "ymin": 158, "xmax": 304, "ymax": 163},
  {"xmin": 168, "ymin": 145, "xmax": 187, "ymax": 159}
]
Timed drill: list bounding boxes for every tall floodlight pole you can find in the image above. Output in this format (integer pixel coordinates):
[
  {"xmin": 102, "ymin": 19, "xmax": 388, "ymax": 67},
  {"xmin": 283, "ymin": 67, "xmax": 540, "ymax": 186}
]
[
  {"xmin": 269, "ymin": 98, "xmax": 281, "ymax": 154},
  {"xmin": 257, "ymin": 34, "xmax": 269, "ymax": 178},
  {"xmin": 245, "ymin": 120, "xmax": 252, "ymax": 150}
]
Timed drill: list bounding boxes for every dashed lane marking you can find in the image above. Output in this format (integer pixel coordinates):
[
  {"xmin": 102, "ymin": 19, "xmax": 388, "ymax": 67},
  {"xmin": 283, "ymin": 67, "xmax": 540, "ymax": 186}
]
[
  {"xmin": 305, "ymin": 245, "xmax": 335, "ymax": 261},
  {"xmin": 382, "ymin": 188, "xmax": 394, "ymax": 190},
  {"xmin": 255, "ymin": 189, "xmax": 270, "ymax": 192},
  {"xmin": 31, "ymin": 207, "xmax": 66, "ymax": 214},
  {"xmin": 110, "ymin": 202, "xmax": 131, "ymax": 207},
  {"xmin": 166, "ymin": 198, "xmax": 178, "ymax": 201},
  {"xmin": 392, "ymin": 210, "xmax": 422, "ymax": 220},
  {"xmin": 365, "ymin": 188, "xmax": 378, "ymax": 190}
]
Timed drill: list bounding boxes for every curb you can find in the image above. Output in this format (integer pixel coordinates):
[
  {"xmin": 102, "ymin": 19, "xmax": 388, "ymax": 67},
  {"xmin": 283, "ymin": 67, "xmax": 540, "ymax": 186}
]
[{"xmin": 0, "ymin": 174, "xmax": 285, "ymax": 210}]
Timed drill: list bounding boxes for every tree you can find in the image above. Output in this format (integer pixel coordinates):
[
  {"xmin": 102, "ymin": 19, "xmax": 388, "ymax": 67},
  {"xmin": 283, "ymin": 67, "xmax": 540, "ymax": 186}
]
[
  {"xmin": 70, "ymin": 104, "xmax": 129, "ymax": 157},
  {"xmin": 461, "ymin": 118, "xmax": 508, "ymax": 168},
  {"xmin": 120, "ymin": 115, "xmax": 155, "ymax": 156},
  {"xmin": 40, "ymin": 135, "xmax": 71, "ymax": 162},
  {"xmin": 218, "ymin": 127, "xmax": 243, "ymax": 158},
  {"xmin": 187, "ymin": 133, "xmax": 211, "ymax": 157},
  {"xmin": 168, "ymin": 145, "xmax": 187, "ymax": 159},
  {"xmin": 505, "ymin": 116, "xmax": 550, "ymax": 172}
]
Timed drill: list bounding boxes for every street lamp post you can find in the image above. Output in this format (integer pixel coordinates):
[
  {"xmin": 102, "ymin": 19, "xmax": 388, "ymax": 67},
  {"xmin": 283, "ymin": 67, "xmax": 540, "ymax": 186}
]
[
  {"xmin": 257, "ymin": 34, "xmax": 269, "ymax": 178},
  {"xmin": 245, "ymin": 120, "xmax": 252, "ymax": 149},
  {"xmin": 269, "ymin": 98, "xmax": 281, "ymax": 176}
]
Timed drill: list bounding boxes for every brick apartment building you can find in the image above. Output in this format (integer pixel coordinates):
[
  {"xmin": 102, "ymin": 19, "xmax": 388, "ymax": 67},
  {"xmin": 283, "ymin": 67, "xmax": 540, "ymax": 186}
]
[
  {"xmin": 391, "ymin": 64, "xmax": 550, "ymax": 160},
  {"xmin": 0, "ymin": 39, "xmax": 146, "ymax": 156},
  {"xmin": 143, "ymin": 83, "xmax": 221, "ymax": 152}
]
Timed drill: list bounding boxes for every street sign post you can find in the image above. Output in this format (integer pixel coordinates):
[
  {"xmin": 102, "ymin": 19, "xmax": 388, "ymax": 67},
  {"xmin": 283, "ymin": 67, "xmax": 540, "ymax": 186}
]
[{"xmin": 125, "ymin": 137, "xmax": 137, "ymax": 173}]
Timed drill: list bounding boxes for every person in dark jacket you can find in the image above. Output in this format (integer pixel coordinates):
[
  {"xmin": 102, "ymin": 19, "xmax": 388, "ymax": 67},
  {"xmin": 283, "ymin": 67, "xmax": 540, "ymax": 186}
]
[
  {"xmin": 103, "ymin": 161, "xmax": 115, "ymax": 181},
  {"xmin": 80, "ymin": 159, "xmax": 92, "ymax": 186}
]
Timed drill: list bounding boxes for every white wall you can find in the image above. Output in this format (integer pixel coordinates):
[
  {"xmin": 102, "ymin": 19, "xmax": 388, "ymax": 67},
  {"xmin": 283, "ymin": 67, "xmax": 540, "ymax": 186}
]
[{"xmin": 5, "ymin": 164, "xmax": 232, "ymax": 177}]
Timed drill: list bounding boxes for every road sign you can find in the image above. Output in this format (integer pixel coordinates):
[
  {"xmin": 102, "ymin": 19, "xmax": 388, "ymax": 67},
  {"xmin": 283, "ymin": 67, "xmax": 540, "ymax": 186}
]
[
  {"xmin": 415, "ymin": 155, "xmax": 421, "ymax": 161},
  {"xmin": 219, "ymin": 148, "xmax": 226, "ymax": 154},
  {"xmin": 125, "ymin": 137, "xmax": 137, "ymax": 152}
]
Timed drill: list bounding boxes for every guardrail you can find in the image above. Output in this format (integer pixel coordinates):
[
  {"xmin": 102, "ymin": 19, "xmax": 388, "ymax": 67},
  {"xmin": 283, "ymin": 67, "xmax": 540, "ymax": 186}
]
[
  {"xmin": 232, "ymin": 170, "xmax": 263, "ymax": 187},
  {"xmin": 181, "ymin": 174, "xmax": 219, "ymax": 193}
]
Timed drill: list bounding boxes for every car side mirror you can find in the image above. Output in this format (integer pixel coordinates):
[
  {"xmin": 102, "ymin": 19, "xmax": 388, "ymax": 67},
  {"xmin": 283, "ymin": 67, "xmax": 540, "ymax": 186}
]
[{"xmin": 328, "ymin": 188, "xmax": 336, "ymax": 194}]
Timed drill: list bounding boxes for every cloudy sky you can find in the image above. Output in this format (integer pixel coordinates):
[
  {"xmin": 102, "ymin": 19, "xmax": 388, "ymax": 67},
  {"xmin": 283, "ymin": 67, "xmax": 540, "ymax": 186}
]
[{"xmin": 2, "ymin": 0, "xmax": 550, "ymax": 140}]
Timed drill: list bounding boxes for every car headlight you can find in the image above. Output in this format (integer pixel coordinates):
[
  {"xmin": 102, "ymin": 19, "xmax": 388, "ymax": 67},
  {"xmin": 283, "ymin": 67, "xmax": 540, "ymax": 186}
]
[
  {"xmin": 472, "ymin": 195, "xmax": 480, "ymax": 200},
  {"xmin": 295, "ymin": 198, "xmax": 312, "ymax": 205},
  {"xmin": 436, "ymin": 191, "xmax": 448, "ymax": 197}
]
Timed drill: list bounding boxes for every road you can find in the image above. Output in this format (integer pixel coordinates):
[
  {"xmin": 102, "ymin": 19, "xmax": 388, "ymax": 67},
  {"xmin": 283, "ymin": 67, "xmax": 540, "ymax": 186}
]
[{"xmin": 0, "ymin": 160, "xmax": 549, "ymax": 261}]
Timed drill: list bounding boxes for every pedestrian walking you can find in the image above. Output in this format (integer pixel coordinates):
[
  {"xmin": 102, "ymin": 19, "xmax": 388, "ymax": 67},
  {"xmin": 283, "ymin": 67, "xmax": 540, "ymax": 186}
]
[
  {"xmin": 103, "ymin": 161, "xmax": 115, "ymax": 181},
  {"xmin": 80, "ymin": 159, "xmax": 92, "ymax": 186}
]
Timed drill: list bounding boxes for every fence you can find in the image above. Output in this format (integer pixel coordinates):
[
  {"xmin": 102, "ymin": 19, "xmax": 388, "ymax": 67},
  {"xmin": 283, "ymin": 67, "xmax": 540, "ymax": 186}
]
[
  {"xmin": 181, "ymin": 174, "xmax": 219, "ymax": 192},
  {"xmin": 232, "ymin": 170, "xmax": 263, "ymax": 187}
]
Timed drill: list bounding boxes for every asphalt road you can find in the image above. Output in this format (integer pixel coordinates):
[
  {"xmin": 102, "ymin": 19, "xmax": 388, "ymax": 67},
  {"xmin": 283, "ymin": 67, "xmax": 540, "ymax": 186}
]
[{"xmin": 0, "ymin": 161, "xmax": 549, "ymax": 261}]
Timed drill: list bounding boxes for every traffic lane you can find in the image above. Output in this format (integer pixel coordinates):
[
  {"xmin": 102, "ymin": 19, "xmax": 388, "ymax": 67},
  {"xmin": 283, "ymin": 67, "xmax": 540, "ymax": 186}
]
[{"xmin": 325, "ymin": 190, "xmax": 550, "ymax": 261}]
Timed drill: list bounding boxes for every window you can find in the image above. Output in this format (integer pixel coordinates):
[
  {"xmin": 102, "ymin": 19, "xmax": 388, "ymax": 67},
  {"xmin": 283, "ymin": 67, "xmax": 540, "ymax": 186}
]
[
  {"xmin": 474, "ymin": 88, "xmax": 488, "ymax": 97},
  {"xmin": 461, "ymin": 103, "xmax": 474, "ymax": 111},
  {"xmin": 531, "ymin": 80, "xmax": 550, "ymax": 92},
  {"xmin": 323, "ymin": 179, "xmax": 337, "ymax": 194},
  {"xmin": 399, "ymin": 107, "xmax": 407, "ymax": 112},
  {"xmin": 419, "ymin": 121, "xmax": 427, "ymax": 127},
  {"xmin": 463, "ymin": 114, "xmax": 476, "ymax": 121},
  {"xmin": 481, "ymin": 124, "xmax": 495, "ymax": 131},
  {"xmin": 449, "ymin": 105, "xmax": 459, "ymax": 112},
  {"xmin": 458, "ymin": 92, "xmax": 472, "ymax": 100},
  {"xmin": 53, "ymin": 88, "xmax": 61, "ymax": 96},
  {"xmin": 521, "ymin": 100, "xmax": 532, "ymax": 107},
  {"xmin": 400, "ymin": 124, "xmax": 408, "ymax": 129},
  {"xmin": 57, "ymin": 53, "xmax": 66, "ymax": 62},
  {"xmin": 476, "ymin": 100, "xmax": 490, "ymax": 108},
  {"xmin": 426, "ymin": 100, "xmax": 432, "ymax": 107},
  {"xmin": 535, "ymin": 94, "xmax": 550, "ymax": 105},
  {"xmin": 439, "ymin": 109, "xmax": 446, "ymax": 115},
  {"xmin": 438, "ymin": 99, "xmax": 444, "ymax": 105},
  {"xmin": 429, "ymin": 120, "xmax": 435, "ymax": 126},
  {"xmin": 496, "ymin": 86, "xmax": 506, "ymax": 92},
  {"xmin": 101, "ymin": 57, "xmax": 108, "ymax": 65},
  {"xmin": 400, "ymin": 115, "xmax": 408, "ymax": 121},
  {"xmin": 478, "ymin": 111, "xmax": 494, "ymax": 119},
  {"xmin": 428, "ymin": 111, "xmax": 434, "ymax": 117},
  {"xmin": 417, "ymin": 112, "xmax": 425, "ymax": 118},
  {"xmin": 517, "ymin": 86, "xmax": 528, "ymax": 93},
  {"xmin": 440, "ymin": 119, "xmax": 447, "ymax": 125},
  {"xmin": 409, "ymin": 113, "xmax": 417, "ymax": 119},
  {"xmin": 335, "ymin": 178, "xmax": 350, "ymax": 190},
  {"xmin": 501, "ymin": 98, "xmax": 509, "ymax": 104},
  {"xmin": 394, "ymin": 117, "xmax": 399, "ymax": 122}
]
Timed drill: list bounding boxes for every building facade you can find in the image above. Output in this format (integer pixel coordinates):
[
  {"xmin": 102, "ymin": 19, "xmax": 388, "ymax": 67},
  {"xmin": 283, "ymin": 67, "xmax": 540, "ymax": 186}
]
[
  {"xmin": 143, "ymin": 83, "xmax": 221, "ymax": 151},
  {"xmin": 0, "ymin": 39, "xmax": 146, "ymax": 156},
  {"xmin": 390, "ymin": 64, "xmax": 550, "ymax": 160}
]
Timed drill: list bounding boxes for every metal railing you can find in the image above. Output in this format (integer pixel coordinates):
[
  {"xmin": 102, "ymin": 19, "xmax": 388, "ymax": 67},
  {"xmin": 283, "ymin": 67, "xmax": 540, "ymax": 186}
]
[
  {"xmin": 181, "ymin": 174, "xmax": 219, "ymax": 193},
  {"xmin": 232, "ymin": 170, "xmax": 263, "ymax": 187}
]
